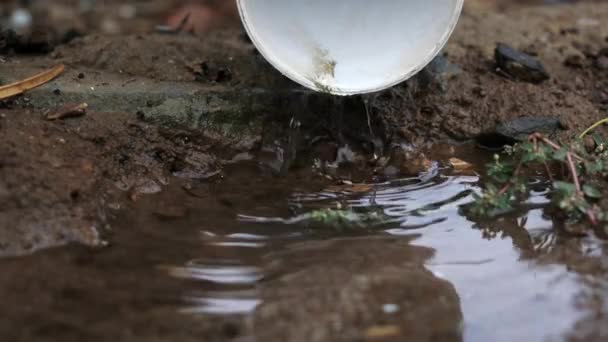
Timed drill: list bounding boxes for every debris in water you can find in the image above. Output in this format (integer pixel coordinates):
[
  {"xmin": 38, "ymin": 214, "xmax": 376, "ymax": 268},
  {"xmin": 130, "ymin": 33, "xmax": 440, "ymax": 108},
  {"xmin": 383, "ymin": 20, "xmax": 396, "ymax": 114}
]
[
  {"xmin": 238, "ymin": 207, "xmax": 390, "ymax": 230},
  {"xmin": 495, "ymin": 43, "xmax": 550, "ymax": 83},
  {"xmin": 387, "ymin": 148, "xmax": 434, "ymax": 177},
  {"xmin": 449, "ymin": 157, "xmax": 473, "ymax": 172}
]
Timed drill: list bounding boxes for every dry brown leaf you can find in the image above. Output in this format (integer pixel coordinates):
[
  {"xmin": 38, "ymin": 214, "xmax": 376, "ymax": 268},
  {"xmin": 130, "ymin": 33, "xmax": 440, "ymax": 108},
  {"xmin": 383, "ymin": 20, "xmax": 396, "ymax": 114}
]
[
  {"xmin": 45, "ymin": 103, "xmax": 88, "ymax": 121},
  {"xmin": 449, "ymin": 157, "xmax": 473, "ymax": 171},
  {"xmin": 326, "ymin": 183, "xmax": 374, "ymax": 194},
  {"xmin": 363, "ymin": 325, "xmax": 401, "ymax": 339},
  {"xmin": 0, "ymin": 64, "xmax": 65, "ymax": 100}
]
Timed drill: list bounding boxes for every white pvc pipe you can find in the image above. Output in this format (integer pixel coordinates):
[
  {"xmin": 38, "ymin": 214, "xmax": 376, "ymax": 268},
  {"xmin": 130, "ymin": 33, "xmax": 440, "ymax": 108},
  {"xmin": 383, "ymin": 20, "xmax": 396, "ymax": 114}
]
[{"xmin": 238, "ymin": 0, "xmax": 463, "ymax": 95}]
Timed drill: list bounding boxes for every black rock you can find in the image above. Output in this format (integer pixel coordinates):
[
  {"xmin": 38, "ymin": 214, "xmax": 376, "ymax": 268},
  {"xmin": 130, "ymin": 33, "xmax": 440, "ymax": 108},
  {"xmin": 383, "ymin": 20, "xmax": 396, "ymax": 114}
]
[
  {"xmin": 476, "ymin": 116, "xmax": 565, "ymax": 150},
  {"xmin": 495, "ymin": 43, "xmax": 550, "ymax": 83}
]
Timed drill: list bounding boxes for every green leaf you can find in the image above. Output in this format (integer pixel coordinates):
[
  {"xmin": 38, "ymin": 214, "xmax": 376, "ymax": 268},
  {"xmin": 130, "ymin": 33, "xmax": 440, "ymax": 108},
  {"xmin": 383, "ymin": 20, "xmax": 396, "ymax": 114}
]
[
  {"xmin": 553, "ymin": 181, "xmax": 576, "ymax": 194},
  {"xmin": 584, "ymin": 160, "xmax": 604, "ymax": 175},
  {"xmin": 575, "ymin": 198, "xmax": 591, "ymax": 214},
  {"xmin": 583, "ymin": 184, "xmax": 602, "ymax": 199},
  {"xmin": 592, "ymin": 134, "xmax": 604, "ymax": 148},
  {"xmin": 552, "ymin": 148, "xmax": 568, "ymax": 162}
]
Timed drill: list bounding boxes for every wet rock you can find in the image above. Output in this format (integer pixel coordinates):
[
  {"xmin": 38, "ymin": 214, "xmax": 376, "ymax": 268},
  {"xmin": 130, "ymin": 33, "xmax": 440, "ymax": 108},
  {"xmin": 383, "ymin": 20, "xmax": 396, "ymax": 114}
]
[
  {"xmin": 476, "ymin": 116, "xmax": 565, "ymax": 149},
  {"xmin": 417, "ymin": 55, "xmax": 462, "ymax": 92},
  {"xmin": 495, "ymin": 43, "xmax": 550, "ymax": 83}
]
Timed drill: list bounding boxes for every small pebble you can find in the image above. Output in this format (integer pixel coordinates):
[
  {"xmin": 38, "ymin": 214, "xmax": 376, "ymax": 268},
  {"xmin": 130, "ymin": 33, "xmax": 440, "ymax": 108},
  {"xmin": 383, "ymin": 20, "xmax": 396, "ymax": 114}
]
[
  {"xmin": 564, "ymin": 54, "xmax": 585, "ymax": 68},
  {"xmin": 596, "ymin": 56, "xmax": 608, "ymax": 70},
  {"xmin": 382, "ymin": 304, "xmax": 400, "ymax": 314},
  {"xmin": 584, "ymin": 136, "xmax": 596, "ymax": 153}
]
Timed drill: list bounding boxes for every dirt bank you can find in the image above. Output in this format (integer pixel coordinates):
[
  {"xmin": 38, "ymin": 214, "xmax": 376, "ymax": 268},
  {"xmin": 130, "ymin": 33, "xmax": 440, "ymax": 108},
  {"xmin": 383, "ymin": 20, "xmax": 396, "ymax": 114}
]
[{"xmin": 0, "ymin": 109, "xmax": 222, "ymax": 256}]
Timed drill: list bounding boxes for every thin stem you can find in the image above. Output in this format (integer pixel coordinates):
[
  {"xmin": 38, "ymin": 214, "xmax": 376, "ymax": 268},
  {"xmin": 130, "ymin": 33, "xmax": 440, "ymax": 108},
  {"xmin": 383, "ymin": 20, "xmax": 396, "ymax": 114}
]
[
  {"xmin": 534, "ymin": 134, "xmax": 585, "ymax": 162},
  {"xmin": 542, "ymin": 161, "xmax": 554, "ymax": 182},
  {"xmin": 587, "ymin": 208, "xmax": 598, "ymax": 226},
  {"xmin": 580, "ymin": 118, "xmax": 608, "ymax": 139},
  {"xmin": 566, "ymin": 152, "xmax": 581, "ymax": 192},
  {"xmin": 499, "ymin": 161, "xmax": 524, "ymax": 195}
]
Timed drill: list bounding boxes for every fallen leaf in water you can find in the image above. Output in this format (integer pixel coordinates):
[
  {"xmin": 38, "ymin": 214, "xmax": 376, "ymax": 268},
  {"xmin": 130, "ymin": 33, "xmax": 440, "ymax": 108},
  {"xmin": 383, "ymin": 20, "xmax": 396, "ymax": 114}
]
[
  {"xmin": 326, "ymin": 183, "xmax": 373, "ymax": 194},
  {"xmin": 400, "ymin": 152, "xmax": 433, "ymax": 176},
  {"xmin": 45, "ymin": 102, "xmax": 88, "ymax": 120},
  {"xmin": 364, "ymin": 325, "xmax": 401, "ymax": 339},
  {"xmin": 0, "ymin": 64, "xmax": 64, "ymax": 100},
  {"xmin": 449, "ymin": 157, "xmax": 473, "ymax": 171}
]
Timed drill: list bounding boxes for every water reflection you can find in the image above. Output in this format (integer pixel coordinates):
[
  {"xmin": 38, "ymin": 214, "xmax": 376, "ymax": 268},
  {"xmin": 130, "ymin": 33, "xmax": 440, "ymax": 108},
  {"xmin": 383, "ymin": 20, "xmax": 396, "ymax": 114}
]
[
  {"xmin": 180, "ymin": 293, "xmax": 261, "ymax": 315},
  {"xmin": 253, "ymin": 237, "xmax": 464, "ymax": 342},
  {"xmin": 234, "ymin": 172, "xmax": 589, "ymax": 341}
]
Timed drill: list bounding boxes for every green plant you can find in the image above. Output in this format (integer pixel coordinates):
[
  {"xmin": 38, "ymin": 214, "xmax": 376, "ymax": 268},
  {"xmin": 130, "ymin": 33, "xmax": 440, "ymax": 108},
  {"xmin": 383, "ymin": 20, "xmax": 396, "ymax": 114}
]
[
  {"xmin": 307, "ymin": 208, "xmax": 389, "ymax": 229},
  {"xmin": 467, "ymin": 133, "xmax": 607, "ymax": 227}
]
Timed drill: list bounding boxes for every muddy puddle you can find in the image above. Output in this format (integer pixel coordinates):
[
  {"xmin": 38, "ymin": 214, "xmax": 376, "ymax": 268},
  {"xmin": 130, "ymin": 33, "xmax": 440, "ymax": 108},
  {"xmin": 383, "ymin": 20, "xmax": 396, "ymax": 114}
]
[{"xmin": 1, "ymin": 149, "xmax": 605, "ymax": 342}]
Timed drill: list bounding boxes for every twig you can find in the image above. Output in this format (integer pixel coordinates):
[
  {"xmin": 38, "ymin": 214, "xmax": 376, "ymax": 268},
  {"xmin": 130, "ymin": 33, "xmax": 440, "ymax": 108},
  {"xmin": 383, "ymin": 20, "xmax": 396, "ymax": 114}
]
[
  {"xmin": 0, "ymin": 64, "xmax": 65, "ymax": 100},
  {"xmin": 532, "ymin": 133, "xmax": 585, "ymax": 162},
  {"xmin": 587, "ymin": 208, "xmax": 598, "ymax": 226},
  {"xmin": 542, "ymin": 161, "xmax": 554, "ymax": 182},
  {"xmin": 45, "ymin": 102, "xmax": 88, "ymax": 121}
]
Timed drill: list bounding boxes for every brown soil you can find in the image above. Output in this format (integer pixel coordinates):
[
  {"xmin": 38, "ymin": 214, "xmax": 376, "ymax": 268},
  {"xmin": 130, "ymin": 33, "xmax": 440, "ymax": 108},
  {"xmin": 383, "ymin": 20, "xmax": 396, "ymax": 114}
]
[
  {"xmin": 377, "ymin": 1, "xmax": 608, "ymax": 145},
  {"xmin": 0, "ymin": 109, "xmax": 221, "ymax": 256}
]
